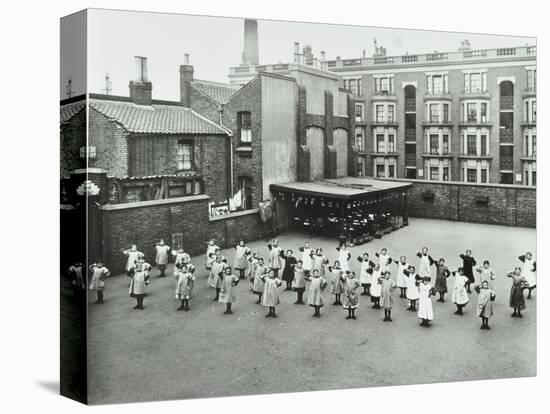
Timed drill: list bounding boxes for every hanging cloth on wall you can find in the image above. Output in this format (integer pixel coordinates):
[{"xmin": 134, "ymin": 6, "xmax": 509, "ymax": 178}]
[{"xmin": 259, "ymin": 200, "xmax": 273, "ymax": 223}]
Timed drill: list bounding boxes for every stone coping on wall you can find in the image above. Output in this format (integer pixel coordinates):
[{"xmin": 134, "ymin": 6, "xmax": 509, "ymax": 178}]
[
  {"xmin": 209, "ymin": 208, "xmax": 260, "ymax": 222},
  {"xmin": 376, "ymin": 177, "xmax": 536, "ymax": 191},
  {"xmin": 101, "ymin": 195, "xmax": 210, "ymax": 211}
]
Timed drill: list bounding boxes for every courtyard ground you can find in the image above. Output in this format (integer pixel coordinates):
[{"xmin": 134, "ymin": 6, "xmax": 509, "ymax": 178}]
[{"xmin": 86, "ymin": 218, "xmax": 536, "ymax": 404}]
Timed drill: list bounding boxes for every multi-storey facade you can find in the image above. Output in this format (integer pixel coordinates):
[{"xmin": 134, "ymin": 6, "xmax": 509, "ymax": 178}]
[{"xmin": 229, "ymin": 43, "xmax": 536, "ymax": 186}]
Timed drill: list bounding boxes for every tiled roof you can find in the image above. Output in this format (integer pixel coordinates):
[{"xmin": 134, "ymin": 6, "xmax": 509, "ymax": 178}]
[
  {"xmin": 89, "ymin": 99, "xmax": 230, "ymax": 135},
  {"xmin": 60, "ymin": 101, "xmax": 86, "ymax": 124},
  {"xmin": 191, "ymin": 79, "xmax": 241, "ymax": 104}
]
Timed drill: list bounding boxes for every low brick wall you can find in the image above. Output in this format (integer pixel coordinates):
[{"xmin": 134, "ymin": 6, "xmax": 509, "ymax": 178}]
[
  {"xmin": 100, "ymin": 196, "xmax": 267, "ymax": 274},
  {"xmin": 388, "ymin": 179, "xmax": 536, "ymax": 228}
]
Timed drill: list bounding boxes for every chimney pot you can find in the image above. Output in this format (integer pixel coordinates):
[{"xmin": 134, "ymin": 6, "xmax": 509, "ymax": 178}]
[
  {"xmin": 129, "ymin": 56, "xmax": 152, "ymax": 105},
  {"xmin": 320, "ymin": 51, "xmax": 326, "ymax": 60},
  {"xmin": 184, "ymin": 53, "xmax": 190, "ymax": 65}
]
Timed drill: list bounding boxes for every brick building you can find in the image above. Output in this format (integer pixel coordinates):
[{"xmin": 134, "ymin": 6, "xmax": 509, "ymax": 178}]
[{"xmin": 229, "ymin": 41, "xmax": 537, "ymax": 187}]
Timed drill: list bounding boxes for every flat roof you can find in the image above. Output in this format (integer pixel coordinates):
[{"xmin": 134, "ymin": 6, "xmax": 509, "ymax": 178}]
[{"xmin": 270, "ymin": 177, "xmax": 412, "ymax": 200}]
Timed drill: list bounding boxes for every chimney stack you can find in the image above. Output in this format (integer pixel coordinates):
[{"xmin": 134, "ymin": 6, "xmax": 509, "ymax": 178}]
[
  {"xmin": 320, "ymin": 50, "xmax": 326, "ymax": 61},
  {"xmin": 180, "ymin": 54, "xmax": 194, "ymax": 108},
  {"xmin": 242, "ymin": 19, "xmax": 259, "ymax": 65},
  {"xmin": 294, "ymin": 42, "xmax": 301, "ymax": 64},
  {"xmin": 129, "ymin": 56, "xmax": 152, "ymax": 105}
]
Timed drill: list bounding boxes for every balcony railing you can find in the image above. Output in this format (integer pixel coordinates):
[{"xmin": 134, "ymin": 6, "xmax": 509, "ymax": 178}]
[
  {"xmin": 464, "ymin": 50, "xmax": 488, "ymax": 58},
  {"xmin": 343, "ymin": 59, "xmax": 362, "ymax": 66},
  {"xmin": 500, "ymin": 129, "xmax": 514, "ymax": 143},
  {"xmin": 527, "ymin": 46, "xmax": 536, "ymax": 55},
  {"xmin": 426, "ymin": 52, "xmax": 448, "ymax": 61},
  {"xmin": 405, "ymin": 98, "xmax": 416, "ymax": 112},
  {"xmin": 497, "ymin": 48, "xmax": 516, "ymax": 56},
  {"xmin": 108, "ymin": 175, "xmax": 204, "ymax": 205},
  {"xmin": 500, "ymin": 156, "xmax": 514, "ymax": 170},
  {"xmin": 402, "ymin": 55, "xmax": 418, "ymax": 63},
  {"xmin": 500, "ymin": 95, "xmax": 514, "ymax": 110},
  {"xmin": 272, "ymin": 64, "xmax": 289, "ymax": 71}
]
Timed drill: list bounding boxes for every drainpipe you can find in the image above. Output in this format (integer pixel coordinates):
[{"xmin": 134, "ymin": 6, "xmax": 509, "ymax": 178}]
[{"xmin": 218, "ymin": 104, "xmax": 234, "ymax": 200}]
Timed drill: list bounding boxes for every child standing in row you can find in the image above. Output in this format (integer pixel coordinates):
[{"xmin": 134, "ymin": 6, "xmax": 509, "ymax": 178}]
[
  {"xmin": 128, "ymin": 258, "xmax": 151, "ymax": 310},
  {"xmin": 205, "ymin": 239, "xmax": 219, "ymax": 271},
  {"xmin": 219, "ymin": 267, "xmax": 239, "ymax": 315},
  {"xmin": 476, "ymin": 261, "xmax": 496, "ymax": 287},
  {"xmin": 336, "ymin": 244, "xmax": 351, "ymax": 272},
  {"xmin": 68, "ymin": 261, "xmax": 85, "ymax": 296},
  {"xmin": 281, "ymin": 249, "xmax": 297, "ymax": 291},
  {"xmin": 172, "ymin": 247, "xmax": 191, "ymax": 268},
  {"xmin": 403, "ymin": 265, "xmax": 420, "ymax": 311},
  {"xmin": 459, "ymin": 250, "xmax": 477, "ymax": 293},
  {"xmin": 508, "ymin": 267, "xmax": 527, "ymax": 317},
  {"xmin": 416, "ymin": 247, "xmax": 436, "ymax": 279},
  {"xmin": 123, "ymin": 245, "xmax": 143, "ymax": 276},
  {"xmin": 451, "ymin": 268, "xmax": 469, "ymax": 315},
  {"xmin": 375, "ymin": 248, "xmax": 392, "ymax": 273},
  {"xmin": 246, "ymin": 251, "xmax": 260, "ymax": 291},
  {"xmin": 475, "ymin": 281, "xmax": 496, "ymax": 329},
  {"xmin": 394, "ymin": 256, "xmax": 410, "ymax": 298},
  {"xmin": 292, "ymin": 260, "xmax": 306, "ymax": 305},
  {"xmin": 234, "ymin": 240, "xmax": 251, "ymax": 279},
  {"xmin": 252, "ymin": 257, "xmax": 269, "ymax": 304},
  {"xmin": 434, "ymin": 258, "xmax": 451, "ymax": 303},
  {"xmin": 342, "ymin": 271, "xmax": 360, "ymax": 320},
  {"xmin": 369, "ymin": 264, "xmax": 382, "ymax": 309},
  {"xmin": 307, "ymin": 269, "xmax": 328, "ymax": 318},
  {"xmin": 311, "ymin": 248, "xmax": 328, "ymax": 278},
  {"xmin": 328, "ymin": 261, "xmax": 345, "ymax": 306},
  {"xmin": 418, "ymin": 276, "xmax": 435, "ymax": 327},
  {"xmin": 357, "ymin": 253, "xmax": 375, "ymax": 296},
  {"xmin": 267, "ymin": 240, "xmax": 284, "ymax": 277},
  {"xmin": 380, "ymin": 271, "xmax": 396, "ymax": 322},
  {"xmin": 299, "ymin": 242, "xmax": 313, "ymax": 276},
  {"xmin": 155, "ymin": 239, "xmax": 170, "ymax": 278},
  {"xmin": 175, "ymin": 264, "xmax": 196, "ymax": 311},
  {"xmin": 518, "ymin": 252, "xmax": 536, "ymax": 299},
  {"xmin": 89, "ymin": 261, "xmax": 110, "ymax": 304},
  {"xmin": 262, "ymin": 269, "xmax": 282, "ymax": 317},
  {"xmin": 208, "ymin": 253, "xmax": 227, "ymax": 301}
]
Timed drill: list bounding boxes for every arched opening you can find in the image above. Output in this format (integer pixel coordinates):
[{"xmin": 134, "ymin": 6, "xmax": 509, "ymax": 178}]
[{"xmin": 500, "ymin": 80, "xmax": 514, "ymax": 110}]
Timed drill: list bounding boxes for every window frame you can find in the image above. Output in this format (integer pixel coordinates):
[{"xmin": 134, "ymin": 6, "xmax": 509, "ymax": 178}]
[
  {"xmin": 238, "ymin": 111, "xmax": 252, "ymax": 145},
  {"xmin": 176, "ymin": 139, "xmax": 194, "ymax": 172}
]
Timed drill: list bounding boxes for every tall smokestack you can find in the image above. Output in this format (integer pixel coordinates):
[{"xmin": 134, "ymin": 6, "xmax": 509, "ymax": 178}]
[{"xmin": 242, "ymin": 19, "xmax": 259, "ymax": 65}]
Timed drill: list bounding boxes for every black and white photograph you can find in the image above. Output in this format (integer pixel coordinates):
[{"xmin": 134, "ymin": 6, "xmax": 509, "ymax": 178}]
[{"xmin": 57, "ymin": 7, "xmax": 541, "ymax": 405}]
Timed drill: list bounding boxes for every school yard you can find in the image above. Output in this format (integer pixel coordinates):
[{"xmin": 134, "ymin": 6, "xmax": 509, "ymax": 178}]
[{"xmin": 85, "ymin": 217, "xmax": 536, "ymax": 404}]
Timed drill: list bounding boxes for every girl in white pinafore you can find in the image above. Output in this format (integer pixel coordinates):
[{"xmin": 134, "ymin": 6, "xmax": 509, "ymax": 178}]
[
  {"xmin": 204, "ymin": 240, "xmax": 219, "ymax": 270},
  {"xmin": 129, "ymin": 259, "xmax": 151, "ymax": 310},
  {"xmin": 394, "ymin": 256, "xmax": 410, "ymax": 298},
  {"xmin": 175, "ymin": 264, "xmax": 196, "ymax": 311},
  {"xmin": 233, "ymin": 240, "xmax": 251, "ymax": 279},
  {"xmin": 451, "ymin": 268, "xmax": 470, "ymax": 315},
  {"xmin": 336, "ymin": 245, "xmax": 352, "ymax": 272},
  {"xmin": 357, "ymin": 253, "xmax": 374, "ymax": 296},
  {"xmin": 369, "ymin": 264, "xmax": 382, "ymax": 309},
  {"xmin": 375, "ymin": 248, "xmax": 392, "ymax": 273},
  {"xmin": 219, "ymin": 267, "xmax": 240, "ymax": 315},
  {"xmin": 416, "ymin": 247, "xmax": 435, "ymax": 279},
  {"xmin": 123, "ymin": 245, "xmax": 143, "ymax": 276},
  {"xmin": 403, "ymin": 265, "xmax": 420, "ymax": 311},
  {"xmin": 519, "ymin": 252, "xmax": 536, "ymax": 299},
  {"xmin": 208, "ymin": 254, "xmax": 227, "ymax": 301},
  {"xmin": 261, "ymin": 269, "xmax": 283, "ymax": 317},
  {"xmin": 299, "ymin": 242, "xmax": 314, "ymax": 275},
  {"xmin": 417, "ymin": 277, "xmax": 435, "ymax": 326}
]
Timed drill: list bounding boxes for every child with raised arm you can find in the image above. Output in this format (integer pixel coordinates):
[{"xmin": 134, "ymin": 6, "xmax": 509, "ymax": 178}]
[
  {"xmin": 336, "ymin": 243, "xmax": 352, "ymax": 272},
  {"xmin": 418, "ymin": 276, "xmax": 435, "ymax": 327},
  {"xmin": 128, "ymin": 257, "xmax": 151, "ymax": 310},
  {"xmin": 261, "ymin": 269, "xmax": 282, "ymax": 317},
  {"xmin": 475, "ymin": 260, "xmax": 496, "ymax": 288},
  {"xmin": 380, "ymin": 271, "xmax": 397, "ymax": 322},
  {"xmin": 68, "ymin": 261, "xmax": 85, "ymax": 296},
  {"xmin": 246, "ymin": 251, "xmax": 260, "ymax": 291},
  {"xmin": 292, "ymin": 260, "xmax": 306, "ymax": 305},
  {"xmin": 451, "ymin": 267, "xmax": 469, "ymax": 315},
  {"xmin": 89, "ymin": 261, "xmax": 110, "ymax": 304},
  {"xmin": 357, "ymin": 253, "xmax": 375, "ymax": 296},
  {"xmin": 154, "ymin": 239, "xmax": 170, "ymax": 278},
  {"xmin": 281, "ymin": 249, "xmax": 297, "ymax": 291},
  {"xmin": 416, "ymin": 247, "xmax": 435, "ymax": 279},
  {"xmin": 208, "ymin": 252, "xmax": 227, "ymax": 301},
  {"xmin": 475, "ymin": 280, "xmax": 496, "ymax": 329},
  {"xmin": 518, "ymin": 252, "xmax": 536, "ymax": 299},
  {"xmin": 219, "ymin": 266, "xmax": 239, "ymax": 315},
  {"xmin": 234, "ymin": 240, "xmax": 251, "ymax": 279},
  {"xmin": 205, "ymin": 239, "xmax": 219, "ymax": 271},
  {"xmin": 299, "ymin": 242, "xmax": 313, "ymax": 276},
  {"xmin": 508, "ymin": 266, "xmax": 528, "ymax": 317},
  {"xmin": 394, "ymin": 256, "xmax": 410, "ymax": 298},
  {"xmin": 459, "ymin": 249, "xmax": 477, "ymax": 293},
  {"xmin": 311, "ymin": 248, "xmax": 329, "ymax": 278},
  {"xmin": 252, "ymin": 257, "xmax": 268, "ymax": 304},
  {"xmin": 267, "ymin": 240, "xmax": 283, "ymax": 277},
  {"xmin": 368, "ymin": 263, "xmax": 382, "ymax": 309},
  {"xmin": 434, "ymin": 258, "xmax": 451, "ymax": 303},
  {"xmin": 172, "ymin": 247, "xmax": 191, "ymax": 268},
  {"xmin": 403, "ymin": 265, "xmax": 420, "ymax": 311},
  {"xmin": 328, "ymin": 260, "xmax": 345, "ymax": 306},
  {"xmin": 306, "ymin": 269, "xmax": 328, "ymax": 318},
  {"xmin": 342, "ymin": 271, "xmax": 361, "ymax": 320},
  {"xmin": 123, "ymin": 245, "xmax": 143, "ymax": 276},
  {"xmin": 375, "ymin": 248, "xmax": 393, "ymax": 273},
  {"xmin": 175, "ymin": 264, "xmax": 196, "ymax": 311}
]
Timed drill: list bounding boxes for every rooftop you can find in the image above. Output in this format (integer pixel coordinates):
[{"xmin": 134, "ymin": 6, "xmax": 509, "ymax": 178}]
[
  {"xmin": 60, "ymin": 100, "xmax": 86, "ymax": 125},
  {"xmin": 191, "ymin": 79, "xmax": 241, "ymax": 104},
  {"xmin": 270, "ymin": 177, "xmax": 412, "ymax": 199},
  {"xmin": 89, "ymin": 98, "xmax": 231, "ymax": 135}
]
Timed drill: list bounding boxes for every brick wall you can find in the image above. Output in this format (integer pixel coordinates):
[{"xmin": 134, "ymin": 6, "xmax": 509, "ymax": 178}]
[
  {"xmin": 189, "ymin": 87, "xmax": 220, "ymax": 124},
  {"xmin": 60, "ymin": 109, "xmax": 86, "ymax": 177},
  {"xmin": 100, "ymin": 196, "xmax": 266, "ymax": 274},
  {"xmin": 389, "ymin": 178, "xmax": 536, "ymax": 227},
  {"xmin": 88, "ymin": 107, "xmax": 129, "ymax": 177}
]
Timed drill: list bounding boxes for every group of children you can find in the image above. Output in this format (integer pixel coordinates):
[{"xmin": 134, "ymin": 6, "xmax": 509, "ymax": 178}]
[{"xmin": 75, "ymin": 237, "xmax": 536, "ymax": 330}]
